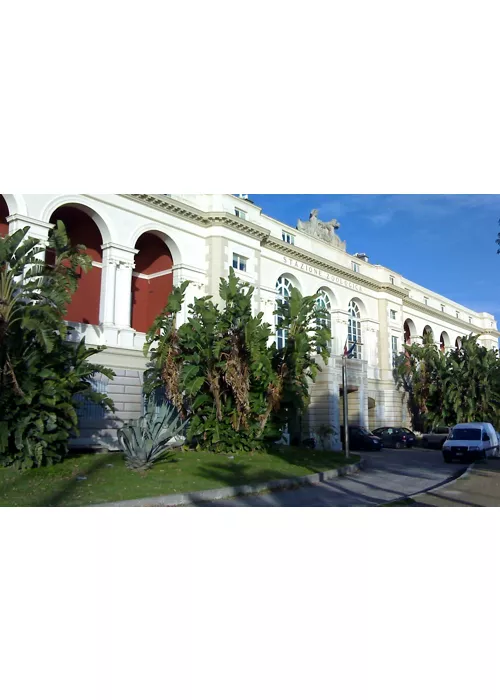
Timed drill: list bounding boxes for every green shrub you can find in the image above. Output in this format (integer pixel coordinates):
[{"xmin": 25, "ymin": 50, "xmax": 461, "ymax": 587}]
[{"xmin": 0, "ymin": 224, "xmax": 114, "ymax": 469}]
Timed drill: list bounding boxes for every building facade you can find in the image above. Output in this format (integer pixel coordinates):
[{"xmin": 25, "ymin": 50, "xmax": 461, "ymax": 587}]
[{"xmin": 2, "ymin": 193, "xmax": 498, "ymax": 450}]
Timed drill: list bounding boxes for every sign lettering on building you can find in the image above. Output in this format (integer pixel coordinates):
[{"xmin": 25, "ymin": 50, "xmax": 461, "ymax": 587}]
[{"xmin": 282, "ymin": 256, "xmax": 363, "ymax": 293}]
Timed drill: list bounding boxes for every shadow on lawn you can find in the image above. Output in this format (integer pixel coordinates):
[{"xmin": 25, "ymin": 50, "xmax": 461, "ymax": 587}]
[
  {"xmin": 33, "ymin": 454, "xmax": 118, "ymax": 507},
  {"xmin": 195, "ymin": 447, "xmax": 350, "ymax": 487},
  {"xmin": 190, "ymin": 448, "xmax": 360, "ymax": 507}
]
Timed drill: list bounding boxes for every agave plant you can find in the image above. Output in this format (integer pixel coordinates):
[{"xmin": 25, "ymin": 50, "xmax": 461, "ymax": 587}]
[{"xmin": 118, "ymin": 397, "xmax": 188, "ymax": 470}]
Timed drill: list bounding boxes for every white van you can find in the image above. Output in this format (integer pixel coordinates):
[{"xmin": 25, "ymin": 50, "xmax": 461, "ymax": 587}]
[{"xmin": 442, "ymin": 423, "xmax": 499, "ymax": 463}]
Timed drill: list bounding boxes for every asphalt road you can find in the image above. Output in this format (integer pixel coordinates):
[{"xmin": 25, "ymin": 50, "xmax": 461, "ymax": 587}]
[{"xmin": 194, "ymin": 448, "xmax": 465, "ymax": 507}]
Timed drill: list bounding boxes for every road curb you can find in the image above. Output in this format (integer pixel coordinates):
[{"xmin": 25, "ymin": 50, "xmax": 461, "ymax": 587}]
[{"xmin": 91, "ymin": 460, "xmax": 362, "ymax": 507}]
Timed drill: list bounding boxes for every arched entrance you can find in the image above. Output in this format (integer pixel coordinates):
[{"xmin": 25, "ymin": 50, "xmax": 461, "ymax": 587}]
[
  {"xmin": 49, "ymin": 206, "xmax": 103, "ymax": 326},
  {"xmin": 423, "ymin": 325, "xmax": 434, "ymax": 343},
  {"xmin": 0, "ymin": 195, "xmax": 9, "ymax": 237},
  {"xmin": 440, "ymin": 331, "xmax": 450, "ymax": 352},
  {"xmin": 131, "ymin": 232, "xmax": 174, "ymax": 333},
  {"xmin": 404, "ymin": 318, "xmax": 416, "ymax": 345}
]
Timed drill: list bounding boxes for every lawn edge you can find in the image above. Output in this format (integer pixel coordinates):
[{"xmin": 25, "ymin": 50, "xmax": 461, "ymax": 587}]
[{"xmin": 90, "ymin": 460, "xmax": 362, "ymax": 508}]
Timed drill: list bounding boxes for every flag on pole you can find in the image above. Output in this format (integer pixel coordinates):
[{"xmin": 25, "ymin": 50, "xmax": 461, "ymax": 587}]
[{"xmin": 344, "ymin": 339, "xmax": 357, "ymax": 358}]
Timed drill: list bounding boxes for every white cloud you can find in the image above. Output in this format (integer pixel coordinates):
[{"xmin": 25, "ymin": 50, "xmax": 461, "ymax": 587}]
[{"xmin": 316, "ymin": 194, "xmax": 500, "ymax": 228}]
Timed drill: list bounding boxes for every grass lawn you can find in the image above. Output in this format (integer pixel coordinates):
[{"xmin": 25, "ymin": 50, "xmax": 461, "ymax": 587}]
[{"xmin": 0, "ymin": 447, "xmax": 358, "ymax": 507}]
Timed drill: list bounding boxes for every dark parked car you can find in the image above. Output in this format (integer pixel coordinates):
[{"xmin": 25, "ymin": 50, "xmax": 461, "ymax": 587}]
[
  {"xmin": 340, "ymin": 426, "xmax": 383, "ymax": 451},
  {"xmin": 371, "ymin": 427, "xmax": 416, "ymax": 449}
]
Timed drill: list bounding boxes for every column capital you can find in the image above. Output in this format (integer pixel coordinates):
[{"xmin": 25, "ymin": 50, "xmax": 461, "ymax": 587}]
[
  {"xmin": 101, "ymin": 242, "xmax": 138, "ymax": 268},
  {"xmin": 7, "ymin": 214, "xmax": 54, "ymax": 241}
]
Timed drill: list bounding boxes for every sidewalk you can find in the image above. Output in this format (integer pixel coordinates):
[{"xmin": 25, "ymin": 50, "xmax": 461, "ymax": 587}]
[
  {"xmin": 193, "ymin": 450, "xmax": 462, "ymax": 507},
  {"xmin": 400, "ymin": 461, "xmax": 500, "ymax": 507}
]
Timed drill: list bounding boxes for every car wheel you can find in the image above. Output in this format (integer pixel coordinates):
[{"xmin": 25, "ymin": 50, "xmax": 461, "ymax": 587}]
[
  {"xmin": 443, "ymin": 454, "xmax": 452, "ymax": 463},
  {"xmin": 422, "ymin": 438, "xmax": 428, "ymax": 448},
  {"xmin": 395, "ymin": 441, "xmax": 403, "ymax": 449}
]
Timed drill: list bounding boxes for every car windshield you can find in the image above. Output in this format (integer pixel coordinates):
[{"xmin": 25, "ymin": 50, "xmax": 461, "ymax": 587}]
[
  {"xmin": 354, "ymin": 428, "xmax": 372, "ymax": 436},
  {"xmin": 449, "ymin": 428, "xmax": 481, "ymax": 441}
]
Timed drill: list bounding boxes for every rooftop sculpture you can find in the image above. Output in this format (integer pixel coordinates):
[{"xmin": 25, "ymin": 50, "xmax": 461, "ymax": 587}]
[{"xmin": 297, "ymin": 209, "xmax": 346, "ymax": 251}]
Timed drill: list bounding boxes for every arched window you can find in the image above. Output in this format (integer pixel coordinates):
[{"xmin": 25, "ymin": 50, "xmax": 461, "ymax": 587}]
[
  {"xmin": 276, "ymin": 276, "xmax": 293, "ymax": 350},
  {"xmin": 316, "ymin": 289, "xmax": 332, "ymax": 352},
  {"xmin": 348, "ymin": 300, "xmax": 362, "ymax": 359}
]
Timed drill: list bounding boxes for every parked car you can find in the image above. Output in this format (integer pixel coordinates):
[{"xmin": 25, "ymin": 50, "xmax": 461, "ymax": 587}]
[
  {"xmin": 371, "ymin": 427, "xmax": 416, "ymax": 449},
  {"xmin": 340, "ymin": 426, "xmax": 383, "ymax": 451},
  {"xmin": 421, "ymin": 426, "xmax": 451, "ymax": 449},
  {"xmin": 442, "ymin": 422, "xmax": 499, "ymax": 463}
]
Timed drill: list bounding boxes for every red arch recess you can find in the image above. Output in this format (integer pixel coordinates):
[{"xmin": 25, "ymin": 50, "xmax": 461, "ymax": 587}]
[
  {"xmin": 0, "ymin": 195, "xmax": 9, "ymax": 237},
  {"xmin": 49, "ymin": 206, "xmax": 103, "ymax": 325},
  {"xmin": 132, "ymin": 232, "xmax": 173, "ymax": 333}
]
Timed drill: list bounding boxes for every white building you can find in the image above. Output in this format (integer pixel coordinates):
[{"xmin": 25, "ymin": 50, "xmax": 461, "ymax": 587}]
[{"xmin": 2, "ymin": 193, "xmax": 498, "ymax": 450}]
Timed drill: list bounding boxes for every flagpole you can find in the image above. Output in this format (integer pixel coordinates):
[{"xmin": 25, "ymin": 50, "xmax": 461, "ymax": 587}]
[{"xmin": 343, "ymin": 352, "xmax": 350, "ymax": 458}]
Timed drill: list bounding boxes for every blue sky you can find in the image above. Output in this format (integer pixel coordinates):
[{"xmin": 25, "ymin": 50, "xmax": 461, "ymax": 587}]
[{"xmin": 249, "ymin": 194, "xmax": 500, "ymax": 317}]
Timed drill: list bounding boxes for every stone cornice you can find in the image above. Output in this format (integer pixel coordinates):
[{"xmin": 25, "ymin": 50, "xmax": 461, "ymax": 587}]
[
  {"xmin": 126, "ymin": 194, "xmax": 208, "ymax": 225},
  {"xmin": 125, "ymin": 194, "xmax": 270, "ymax": 240},
  {"xmin": 404, "ymin": 298, "xmax": 500, "ymax": 337},
  {"xmin": 263, "ymin": 237, "xmax": 381, "ymax": 292},
  {"xmin": 379, "ymin": 284, "xmax": 409, "ymax": 300}
]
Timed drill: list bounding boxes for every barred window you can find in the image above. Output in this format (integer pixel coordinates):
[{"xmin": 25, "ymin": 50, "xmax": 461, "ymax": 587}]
[
  {"xmin": 276, "ymin": 277, "xmax": 293, "ymax": 350},
  {"xmin": 348, "ymin": 300, "xmax": 362, "ymax": 359}
]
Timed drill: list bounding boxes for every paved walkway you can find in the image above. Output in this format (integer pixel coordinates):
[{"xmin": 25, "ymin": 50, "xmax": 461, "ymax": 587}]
[
  {"xmin": 193, "ymin": 448, "xmax": 464, "ymax": 507},
  {"xmin": 407, "ymin": 461, "xmax": 500, "ymax": 507}
]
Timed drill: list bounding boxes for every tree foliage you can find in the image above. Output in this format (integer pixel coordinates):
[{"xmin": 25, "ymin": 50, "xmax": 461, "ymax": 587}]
[
  {"xmin": 0, "ymin": 225, "xmax": 114, "ymax": 469},
  {"xmin": 395, "ymin": 333, "xmax": 500, "ymax": 430},
  {"xmin": 144, "ymin": 269, "xmax": 331, "ymax": 452}
]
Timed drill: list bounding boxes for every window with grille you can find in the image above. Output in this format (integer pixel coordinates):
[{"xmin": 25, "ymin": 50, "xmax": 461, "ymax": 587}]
[
  {"xmin": 391, "ymin": 336, "xmax": 399, "ymax": 367},
  {"xmin": 315, "ymin": 290, "xmax": 332, "ymax": 353},
  {"xmin": 275, "ymin": 277, "xmax": 293, "ymax": 350},
  {"xmin": 348, "ymin": 300, "xmax": 362, "ymax": 359},
  {"xmin": 75, "ymin": 378, "xmax": 107, "ymax": 421}
]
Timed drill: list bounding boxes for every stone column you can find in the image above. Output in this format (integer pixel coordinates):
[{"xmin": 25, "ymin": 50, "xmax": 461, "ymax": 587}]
[
  {"xmin": 330, "ymin": 381, "xmax": 342, "ymax": 451},
  {"xmin": 100, "ymin": 255, "xmax": 117, "ymax": 326},
  {"xmin": 99, "ymin": 243, "xmax": 137, "ymax": 330},
  {"xmin": 115, "ymin": 261, "xmax": 135, "ymax": 328},
  {"xmin": 6, "ymin": 214, "xmax": 54, "ymax": 284},
  {"xmin": 172, "ymin": 265, "xmax": 207, "ymax": 325}
]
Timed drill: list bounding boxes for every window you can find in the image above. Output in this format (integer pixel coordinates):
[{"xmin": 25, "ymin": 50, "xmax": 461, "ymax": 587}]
[
  {"xmin": 391, "ymin": 336, "xmax": 398, "ymax": 367},
  {"xmin": 424, "ymin": 297, "xmax": 429, "ymax": 305},
  {"xmin": 234, "ymin": 208, "xmax": 247, "ymax": 220},
  {"xmin": 315, "ymin": 290, "xmax": 332, "ymax": 353},
  {"xmin": 390, "ymin": 309, "xmax": 397, "ymax": 321},
  {"xmin": 389, "ymin": 275, "xmax": 395, "ymax": 285},
  {"xmin": 351, "ymin": 261, "xmax": 360, "ymax": 273},
  {"xmin": 275, "ymin": 277, "xmax": 293, "ymax": 350},
  {"xmin": 232, "ymin": 253, "xmax": 247, "ymax": 272},
  {"xmin": 348, "ymin": 300, "xmax": 362, "ymax": 359},
  {"xmin": 282, "ymin": 231, "xmax": 295, "ymax": 245}
]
